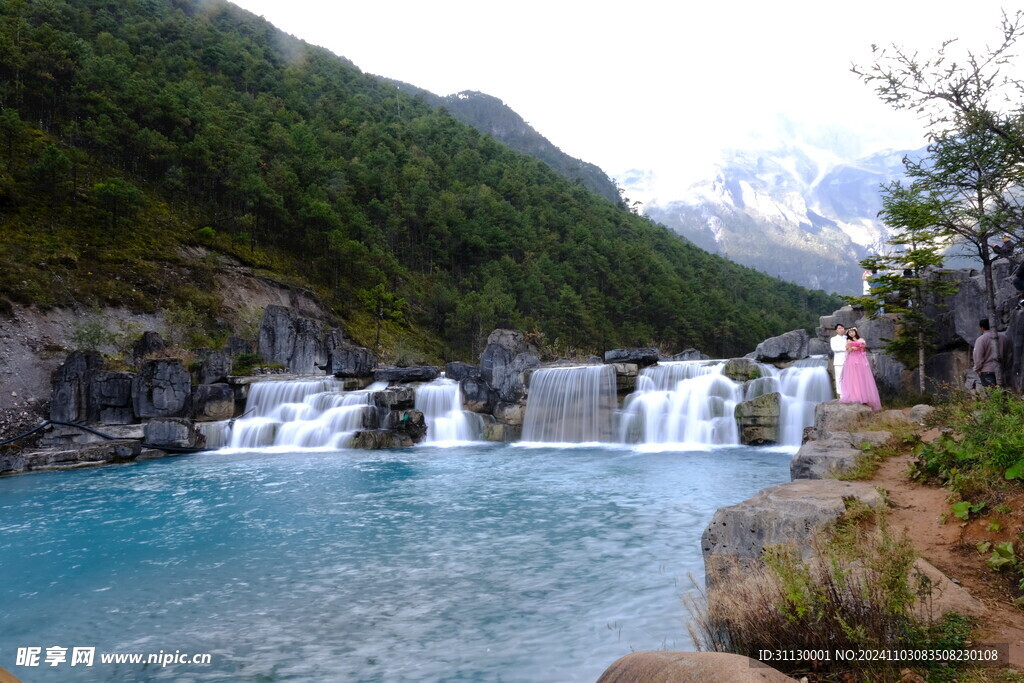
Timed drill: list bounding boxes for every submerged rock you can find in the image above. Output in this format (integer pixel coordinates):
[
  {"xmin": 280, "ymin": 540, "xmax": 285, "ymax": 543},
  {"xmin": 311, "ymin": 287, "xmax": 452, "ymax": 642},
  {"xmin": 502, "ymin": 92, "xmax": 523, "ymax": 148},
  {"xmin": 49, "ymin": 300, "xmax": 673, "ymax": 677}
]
[
  {"xmin": 735, "ymin": 392, "xmax": 781, "ymax": 445},
  {"xmin": 597, "ymin": 651, "xmax": 794, "ymax": 683}
]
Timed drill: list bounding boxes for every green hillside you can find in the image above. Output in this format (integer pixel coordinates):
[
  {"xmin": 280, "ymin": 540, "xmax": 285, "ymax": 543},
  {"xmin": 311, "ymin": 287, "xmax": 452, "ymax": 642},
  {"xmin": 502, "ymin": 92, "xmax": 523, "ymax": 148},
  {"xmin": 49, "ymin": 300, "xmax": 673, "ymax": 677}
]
[{"xmin": 0, "ymin": 0, "xmax": 840, "ymax": 360}]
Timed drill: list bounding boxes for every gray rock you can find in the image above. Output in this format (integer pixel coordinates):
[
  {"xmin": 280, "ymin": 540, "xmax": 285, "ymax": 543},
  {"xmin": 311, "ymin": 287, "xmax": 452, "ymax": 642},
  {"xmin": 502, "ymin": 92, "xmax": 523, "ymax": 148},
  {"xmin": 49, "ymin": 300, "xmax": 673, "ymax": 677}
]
[
  {"xmin": 870, "ymin": 350, "xmax": 909, "ymax": 396},
  {"xmin": 223, "ymin": 336, "xmax": 254, "ymax": 357},
  {"xmin": 754, "ymin": 329, "xmax": 810, "ymax": 363},
  {"xmin": 190, "ymin": 384, "xmax": 235, "ymax": 422},
  {"xmin": 807, "ymin": 338, "xmax": 830, "ymax": 356},
  {"xmin": 909, "ymin": 404, "xmax": 935, "ymax": 424},
  {"xmin": 328, "ymin": 343, "xmax": 377, "ymax": 378},
  {"xmin": 196, "ymin": 349, "xmax": 232, "ymax": 385},
  {"xmin": 373, "ymin": 366, "xmax": 441, "ymax": 383},
  {"xmin": 90, "ymin": 370, "xmax": 136, "ymax": 424},
  {"xmin": 722, "ymin": 358, "xmax": 763, "ymax": 382},
  {"xmin": 813, "ymin": 400, "xmax": 874, "ymax": 438},
  {"xmin": 385, "ymin": 409, "xmax": 427, "ymax": 443},
  {"xmin": 597, "ymin": 651, "xmax": 794, "ymax": 683},
  {"xmin": 132, "ymin": 331, "xmax": 167, "ymax": 361},
  {"xmin": 817, "ymin": 306, "xmax": 862, "ymax": 338},
  {"xmin": 479, "ymin": 329, "xmax": 540, "ymax": 403},
  {"xmin": 735, "ymin": 392, "xmax": 781, "ymax": 445},
  {"xmin": 143, "ymin": 418, "xmax": 206, "ymax": 449},
  {"xmin": 348, "ymin": 430, "xmax": 414, "ymax": 449},
  {"xmin": 660, "ymin": 348, "xmax": 709, "ymax": 362},
  {"xmin": 482, "ymin": 423, "xmax": 521, "ymax": 442},
  {"xmin": 50, "ymin": 351, "xmax": 104, "ymax": 423},
  {"xmin": 851, "ymin": 314, "xmax": 897, "ymax": 352},
  {"xmin": 257, "ymin": 305, "xmax": 328, "ymax": 374},
  {"xmin": 133, "ymin": 359, "xmax": 191, "ymax": 419},
  {"xmin": 1, "ymin": 440, "xmax": 142, "ymax": 475},
  {"xmin": 371, "ymin": 387, "xmax": 415, "ymax": 409},
  {"xmin": 790, "ymin": 440, "xmax": 863, "ymax": 480},
  {"xmin": 701, "ymin": 479, "xmax": 886, "ymax": 587},
  {"xmin": 493, "ymin": 401, "xmax": 526, "ymax": 426},
  {"xmin": 444, "ymin": 361, "xmax": 480, "ymax": 381},
  {"xmin": 460, "ymin": 376, "xmax": 495, "ymax": 413},
  {"xmin": 924, "ymin": 350, "xmax": 971, "ymax": 395},
  {"xmin": 603, "ymin": 348, "xmax": 659, "ymax": 366}
]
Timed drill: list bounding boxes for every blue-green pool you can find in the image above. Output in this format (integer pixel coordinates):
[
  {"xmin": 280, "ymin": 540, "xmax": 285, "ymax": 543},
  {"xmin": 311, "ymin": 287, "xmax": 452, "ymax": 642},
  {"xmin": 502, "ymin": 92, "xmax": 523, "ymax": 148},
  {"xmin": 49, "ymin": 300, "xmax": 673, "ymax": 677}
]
[{"xmin": 0, "ymin": 443, "xmax": 791, "ymax": 681}]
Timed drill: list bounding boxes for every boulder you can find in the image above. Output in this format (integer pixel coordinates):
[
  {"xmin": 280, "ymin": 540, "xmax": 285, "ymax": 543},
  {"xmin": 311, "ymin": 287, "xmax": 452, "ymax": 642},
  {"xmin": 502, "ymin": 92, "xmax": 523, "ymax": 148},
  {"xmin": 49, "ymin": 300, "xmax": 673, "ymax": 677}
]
[
  {"xmin": 89, "ymin": 370, "xmax": 136, "ymax": 424},
  {"xmin": 597, "ymin": 651, "xmax": 795, "ymax": 683},
  {"xmin": 754, "ymin": 329, "xmax": 809, "ymax": 363},
  {"xmin": 701, "ymin": 479, "xmax": 886, "ymax": 587},
  {"xmin": 371, "ymin": 387, "xmax": 415, "ymax": 409},
  {"xmin": 143, "ymin": 418, "xmax": 206, "ymax": 449},
  {"xmin": 50, "ymin": 350, "xmax": 104, "ymax": 423},
  {"xmin": 604, "ymin": 347, "xmax": 659, "ymax": 367},
  {"xmin": 132, "ymin": 331, "xmax": 168, "ymax": 361},
  {"xmin": 870, "ymin": 350, "xmax": 909, "ymax": 396},
  {"xmin": 851, "ymin": 314, "xmax": 897, "ymax": 352},
  {"xmin": 190, "ymin": 384, "xmax": 235, "ymax": 422},
  {"xmin": 817, "ymin": 306, "xmax": 862, "ymax": 337},
  {"xmin": 348, "ymin": 430, "xmax": 414, "ymax": 449},
  {"xmin": 790, "ymin": 440, "xmax": 863, "ymax": 480},
  {"xmin": 133, "ymin": 359, "xmax": 191, "ymax": 419},
  {"xmin": 482, "ymin": 423, "xmax": 521, "ymax": 442},
  {"xmin": 661, "ymin": 348, "xmax": 709, "ymax": 362},
  {"xmin": 195, "ymin": 349, "xmax": 232, "ymax": 385},
  {"xmin": 373, "ymin": 366, "xmax": 441, "ymax": 383},
  {"xmin": 924, "ymin": 349, "xmax": 971, "ymax": 395},
  {"xmin": 480, "ymin": 329, "xmax": 540, "ymax": 403},
  {"xmin": 735, "ymin": 392, "xmax": 781, "ymax": 445},
  {"xmin": 328, "ymin": 343, "xmax": 378, "ymax": 378},
  {"xmin": 812, "ymin": 400, "xmax": 873, "ymax": 439},
  {"xmin": 807, "ymin": 337, "xmax": 830, "ymax": 357},
  {"xmin": 460, "ymin": 376, "xmax": 495, "ymax": 413},
  {"xmin": 912, "ymin": 558, "xmax": 987, "ymax": 621},
  {"xmin": 722, "ymin": 358, "xmax": 763, "ymax": 382},
  {"xmin": 385, "ymin": 409, "xmax": 427, "ymax": 443},
  {"xmin": 257, "ymin": 305, "xmax": 328, "ymax": 374},
  {"xmin": 444, "ymin": 361, "xmax": 480, "ymax": 382},
  {"xmin": 909, "ymin": 404, "xmax": 935, "ymax": 424}
]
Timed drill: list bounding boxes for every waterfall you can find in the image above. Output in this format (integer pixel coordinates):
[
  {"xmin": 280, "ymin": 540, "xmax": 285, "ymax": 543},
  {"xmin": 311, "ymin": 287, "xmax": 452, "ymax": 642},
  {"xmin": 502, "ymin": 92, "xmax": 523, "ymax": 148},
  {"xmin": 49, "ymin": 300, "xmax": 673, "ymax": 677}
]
[
  {"xmin": 200, "ymin": 378, "xmax": 378, "ymax": 450},
  {"xmin": 415, "ymin": 378, "xmax": 483, "ymax": 444},
  {"xmin": 619, "ymin": 362, "xmax": 743, "ymax": 446},
  {"xmin": 774, "ymin": 358, "xmax": 834, "ymax": 446},
  {"xmin": 521, "ymin": 365, "xmax": 617, "ymax": 443},
  {"xmin": 619, "ymin": 359, "xmax": 832, "ymax": 448}
]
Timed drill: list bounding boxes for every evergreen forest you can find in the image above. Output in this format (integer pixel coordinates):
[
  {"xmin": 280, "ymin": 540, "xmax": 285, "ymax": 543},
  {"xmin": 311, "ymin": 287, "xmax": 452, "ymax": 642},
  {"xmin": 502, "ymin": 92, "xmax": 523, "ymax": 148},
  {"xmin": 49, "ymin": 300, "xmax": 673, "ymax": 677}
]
[{"xmin": 0, "ymin": 0, "xmax": 840, "ymax": 360}]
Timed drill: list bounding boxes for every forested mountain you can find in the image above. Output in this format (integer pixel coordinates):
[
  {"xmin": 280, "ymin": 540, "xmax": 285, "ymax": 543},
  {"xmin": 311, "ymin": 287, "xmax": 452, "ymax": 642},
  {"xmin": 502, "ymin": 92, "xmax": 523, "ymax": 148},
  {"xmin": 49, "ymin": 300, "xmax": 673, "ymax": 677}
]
[
  {"xmin": 0, "ymin": 0, "xmax": 839, "ymax": 360},
  {"xmin": 382, "ymin": 83, "xmax": 622, "ymax": 204}
]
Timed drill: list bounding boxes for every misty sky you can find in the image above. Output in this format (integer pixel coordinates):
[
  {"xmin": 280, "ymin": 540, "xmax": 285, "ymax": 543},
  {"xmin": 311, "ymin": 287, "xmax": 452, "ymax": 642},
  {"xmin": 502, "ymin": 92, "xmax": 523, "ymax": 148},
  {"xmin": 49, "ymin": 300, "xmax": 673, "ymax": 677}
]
[{"xmin": 230, "ymin": 0, "xmax": 1014, "ymax": 190}]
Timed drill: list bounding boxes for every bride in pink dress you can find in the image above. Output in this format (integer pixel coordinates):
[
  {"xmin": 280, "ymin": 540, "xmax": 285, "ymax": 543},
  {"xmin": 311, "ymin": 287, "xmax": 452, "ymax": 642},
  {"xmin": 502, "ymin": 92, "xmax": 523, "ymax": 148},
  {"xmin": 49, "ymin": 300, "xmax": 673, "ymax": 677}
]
[{"xmin": 839, "ymin": 327, "xmax": 882, "ymax": 411}]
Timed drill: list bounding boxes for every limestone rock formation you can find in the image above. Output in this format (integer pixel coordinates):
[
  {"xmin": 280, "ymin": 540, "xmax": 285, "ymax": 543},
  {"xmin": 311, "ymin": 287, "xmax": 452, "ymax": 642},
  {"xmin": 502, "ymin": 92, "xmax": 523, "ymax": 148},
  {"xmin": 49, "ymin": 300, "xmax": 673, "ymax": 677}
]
[
  {"xmin": 328, "ymin": 343, "xmax": 377, "ymax": 378},
  {"xmin": 257, "ymin": 305, "xmax": 335, "ymax": 374},
  {"xmin": 701, "ymin": 479, "xmax": 885, "ymax": 586},
  {"xmin": 479, "ymin": 329, "xmax": 540, "ymax": 404},
  {"xmin": 789, "ymin": 439, "xmax": 862, "ymax": 479},
  {"xmin": 133, "ymin": 359, "xmax": 191, "ymax": 419},
  {"xmin": 190, "ymin": 384, "xmax": 235, "ymax": 422},
  {"xmin": 754, "ymin": 329, "xmax": 809, "ymax": 363},
  {"xmin": 50, "ymin": 350, "xmax": 104, "ymax": 423},
  {"xmin": 603, "ymin": 347, "xmax": 659, "ymax": 366},
  {"xmin": 143, "ymin": 418, "xmax": 206, "ymax": 449},
  {"xmin": 373, "ymin": 366, "xmax": 440, "ymax": 383},
  {"xmin": 722, "ymin": 358, "xmax": 762, "ymax": 382},
  {"xmin": 735, "ymin": 392, "xmax": 781, "ymax": 445}
]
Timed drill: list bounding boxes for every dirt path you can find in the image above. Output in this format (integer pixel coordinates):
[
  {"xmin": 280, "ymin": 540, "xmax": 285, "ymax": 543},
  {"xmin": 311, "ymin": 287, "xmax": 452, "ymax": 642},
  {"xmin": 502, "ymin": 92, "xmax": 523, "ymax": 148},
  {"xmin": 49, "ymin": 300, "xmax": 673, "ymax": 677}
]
[{"xmin": 864, "ymin": 451, "xmax": 1024, "ymax": 668}]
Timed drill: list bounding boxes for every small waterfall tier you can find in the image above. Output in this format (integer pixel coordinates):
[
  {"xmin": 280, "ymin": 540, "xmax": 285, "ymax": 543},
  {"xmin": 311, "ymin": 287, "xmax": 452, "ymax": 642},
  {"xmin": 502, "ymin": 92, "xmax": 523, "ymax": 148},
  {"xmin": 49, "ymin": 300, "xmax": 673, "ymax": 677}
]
[
  {"xmin": 767, "ymin": 358, "xmax": 834, "ymax": 446},
  {"xmin": 202, "ymin": 378, "xmax": 380, "ymax": 450},
  {"xmin": 415, "ymin": 378, "xmax": 483, "ymax": 443},
  {"xmin": 619, "ymin": 362, "xmax": 742, "ymax": 446},
  {"xmin": 522, "ymin": 365, "xmax": 617, "ymax": 443}
]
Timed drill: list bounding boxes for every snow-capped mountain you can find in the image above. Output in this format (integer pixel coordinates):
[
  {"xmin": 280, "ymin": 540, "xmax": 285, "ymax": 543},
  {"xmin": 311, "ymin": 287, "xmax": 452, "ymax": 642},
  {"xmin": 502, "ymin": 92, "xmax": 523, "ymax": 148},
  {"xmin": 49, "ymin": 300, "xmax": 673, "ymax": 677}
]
[{"xmin": 625, "ymin": 144, "xmax": 916, "ymax": 295}]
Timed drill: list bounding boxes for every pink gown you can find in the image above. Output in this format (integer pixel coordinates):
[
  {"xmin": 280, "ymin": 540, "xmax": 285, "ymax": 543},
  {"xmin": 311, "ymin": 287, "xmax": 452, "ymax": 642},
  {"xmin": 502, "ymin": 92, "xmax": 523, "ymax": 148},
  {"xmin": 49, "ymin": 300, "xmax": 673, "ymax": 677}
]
[{"xmin": 839, "ymin": 338, "xmax": 881, "ymax": 411}]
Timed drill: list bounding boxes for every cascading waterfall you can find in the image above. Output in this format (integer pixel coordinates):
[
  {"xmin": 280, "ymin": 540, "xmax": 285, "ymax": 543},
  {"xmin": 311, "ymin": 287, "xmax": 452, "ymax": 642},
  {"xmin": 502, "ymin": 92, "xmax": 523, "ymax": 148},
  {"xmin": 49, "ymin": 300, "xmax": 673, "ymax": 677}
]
[
  {"xmin": 619, "ymin": 362, "xmax": 743, "ymax": 446},
  {"xmin": 773, "ymin": 358, "xmax": 834, "ymax": 446},
  {"xmin": 415, "ymin": 378, "xmax": 483, "ymax": 443},
  {"xmin": 201, "ymin": 379, "xmax": 382, "ymax": 450},
  {"xmin": 521, "ymin": 365, "xmax": 618, "ymax": 443},
  {"xmin": 618, "ymin": 358, "xmax": 832, "ymax": 448}
]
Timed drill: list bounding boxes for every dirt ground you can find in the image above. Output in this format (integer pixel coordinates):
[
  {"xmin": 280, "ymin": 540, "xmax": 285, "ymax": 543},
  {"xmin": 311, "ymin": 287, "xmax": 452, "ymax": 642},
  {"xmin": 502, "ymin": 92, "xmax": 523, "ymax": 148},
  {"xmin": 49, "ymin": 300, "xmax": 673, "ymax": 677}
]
[{"xmin": 863, "ymin": 440, "xmax": 1024, "ymax": 670}]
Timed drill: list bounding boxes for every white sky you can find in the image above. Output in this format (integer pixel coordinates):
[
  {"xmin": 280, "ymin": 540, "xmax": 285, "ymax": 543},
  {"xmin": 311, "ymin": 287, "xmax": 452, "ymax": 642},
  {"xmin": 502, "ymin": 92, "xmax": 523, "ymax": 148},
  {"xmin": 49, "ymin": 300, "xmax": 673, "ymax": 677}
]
[{"xmin": 230, "ymin": 0, "xmax": 1016, "ymax": 188}]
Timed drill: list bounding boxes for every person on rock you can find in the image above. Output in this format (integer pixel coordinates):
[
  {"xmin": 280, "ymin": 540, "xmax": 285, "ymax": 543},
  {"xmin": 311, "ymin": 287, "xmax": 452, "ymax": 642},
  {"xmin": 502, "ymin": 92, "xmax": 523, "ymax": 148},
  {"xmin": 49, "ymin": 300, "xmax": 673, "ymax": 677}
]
[
  {"xmin": 839, "ymin": 327, "xmax": 881, "ymax": 411},
  {"xmin": 830, "ymin": 324, "xmax": 847, "ymax": 398}
]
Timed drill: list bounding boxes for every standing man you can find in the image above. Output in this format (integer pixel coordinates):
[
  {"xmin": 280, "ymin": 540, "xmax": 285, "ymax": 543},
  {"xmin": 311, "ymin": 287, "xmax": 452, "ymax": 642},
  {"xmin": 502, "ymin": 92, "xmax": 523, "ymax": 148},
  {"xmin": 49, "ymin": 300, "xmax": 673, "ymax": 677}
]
[
  {"xmin": 973, "ymin": 318, "xmax": 1011, "ymax": 388},
  {"xmin": 830, "ymin": 324, "xmax": 847, "ymax": 398}
]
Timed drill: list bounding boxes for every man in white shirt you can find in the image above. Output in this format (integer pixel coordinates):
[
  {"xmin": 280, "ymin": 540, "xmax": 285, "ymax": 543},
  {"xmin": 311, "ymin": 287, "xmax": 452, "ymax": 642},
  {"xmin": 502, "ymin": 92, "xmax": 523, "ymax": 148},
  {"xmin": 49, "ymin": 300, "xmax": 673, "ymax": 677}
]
[{"xmin": 830, "ymin": 324, "xmax": 847, "ymax": 398}]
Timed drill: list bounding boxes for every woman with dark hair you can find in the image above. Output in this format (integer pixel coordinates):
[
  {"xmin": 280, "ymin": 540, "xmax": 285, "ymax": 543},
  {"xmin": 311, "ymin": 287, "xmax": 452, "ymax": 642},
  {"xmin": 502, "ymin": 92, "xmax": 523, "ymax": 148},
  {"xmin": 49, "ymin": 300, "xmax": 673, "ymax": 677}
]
[{"xmin": 839, "ymin": 327, "xmax": 881, "ymax": 411}]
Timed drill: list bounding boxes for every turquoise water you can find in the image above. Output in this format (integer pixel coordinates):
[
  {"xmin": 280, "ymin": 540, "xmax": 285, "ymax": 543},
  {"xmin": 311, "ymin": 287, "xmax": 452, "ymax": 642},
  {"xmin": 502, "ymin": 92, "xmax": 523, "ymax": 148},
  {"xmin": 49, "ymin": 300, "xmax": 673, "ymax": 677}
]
[{"xmin": 0, "ymin": 443, "xmax": 791, "ymax": 681}]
